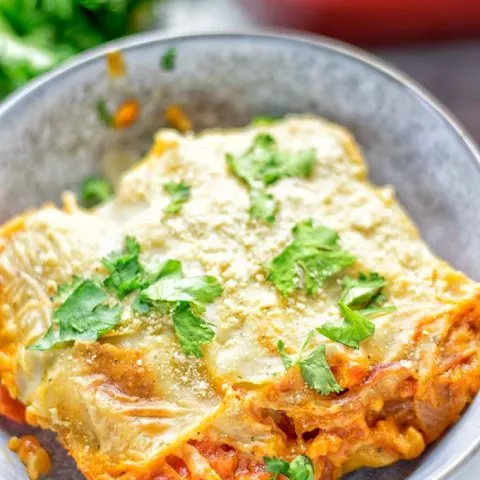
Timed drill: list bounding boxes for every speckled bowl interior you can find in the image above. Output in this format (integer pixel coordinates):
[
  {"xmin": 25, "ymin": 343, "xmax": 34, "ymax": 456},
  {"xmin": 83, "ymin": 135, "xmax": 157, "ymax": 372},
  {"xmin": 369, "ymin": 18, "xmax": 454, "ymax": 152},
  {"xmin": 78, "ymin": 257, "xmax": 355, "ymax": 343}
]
[{"xmin": 0, "ymin": 32, "xmax": 479, "ymax": 480}]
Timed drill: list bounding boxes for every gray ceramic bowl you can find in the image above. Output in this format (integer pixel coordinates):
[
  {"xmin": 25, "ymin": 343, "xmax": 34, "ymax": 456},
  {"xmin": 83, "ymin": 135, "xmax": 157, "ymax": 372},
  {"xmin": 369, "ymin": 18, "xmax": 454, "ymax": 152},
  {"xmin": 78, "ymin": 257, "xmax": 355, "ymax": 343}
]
[{"xmin": 0, "ymin": 31, "xmax": 479, "ymax": 480}]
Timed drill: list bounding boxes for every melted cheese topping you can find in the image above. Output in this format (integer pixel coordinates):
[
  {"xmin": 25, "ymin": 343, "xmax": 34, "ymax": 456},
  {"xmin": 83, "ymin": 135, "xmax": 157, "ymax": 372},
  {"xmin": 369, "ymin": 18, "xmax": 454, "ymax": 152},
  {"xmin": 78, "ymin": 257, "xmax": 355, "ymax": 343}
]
[{"xmin": 0, "ymin": 116, "xmax": 479, "ymax": 479}]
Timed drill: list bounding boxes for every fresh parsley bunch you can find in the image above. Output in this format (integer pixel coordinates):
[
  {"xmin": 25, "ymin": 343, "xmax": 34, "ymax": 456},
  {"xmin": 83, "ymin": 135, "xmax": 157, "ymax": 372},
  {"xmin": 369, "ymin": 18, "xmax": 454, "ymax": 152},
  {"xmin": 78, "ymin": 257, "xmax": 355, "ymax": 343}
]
[{"xmin": 0, "ymin": 0, "xmax": 154, "ymax": 97}]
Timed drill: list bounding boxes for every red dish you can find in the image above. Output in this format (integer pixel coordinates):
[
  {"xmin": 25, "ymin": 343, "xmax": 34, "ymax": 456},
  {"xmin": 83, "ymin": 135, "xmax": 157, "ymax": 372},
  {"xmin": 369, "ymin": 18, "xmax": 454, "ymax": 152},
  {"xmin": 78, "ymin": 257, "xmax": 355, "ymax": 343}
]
[{"xmin": 237, "ymin": 0, "xmax": 480, "ymax": 45}]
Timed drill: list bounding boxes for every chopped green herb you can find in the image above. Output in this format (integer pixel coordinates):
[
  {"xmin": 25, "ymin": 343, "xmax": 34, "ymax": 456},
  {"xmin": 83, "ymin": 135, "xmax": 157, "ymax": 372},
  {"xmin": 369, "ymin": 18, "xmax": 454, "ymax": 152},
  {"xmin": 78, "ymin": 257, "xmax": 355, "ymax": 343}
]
[
  {"xmin": 278, "ymin": 330, "xmax": 314, "ymax": 370},
  {"xmin": 249, "ymin": 189, "xmax": 278, "ymax": 223},
  {"xmin": 227, "ymin": 134, "xmax": 315, "ymax": 188},
  {"xmin": 142, "ymin": 274, "xmax": 223, "ymax": 310},
  {"xmin": 138, "ymin": 261, "xmax": 222, "ymax": 357},
  {"xmin": 278, "ymin": 333, "xmax": 342, "ymax": 396},
  {"xmin": 269, "ymin": 220, "xmax": 356, "ymax": 296},
  {"xmin": 172, "ymin": 302, "xmax": 215, "ymax": 358},
  {"xmin": 29, "ymin": 279, "xmax": 122, "ymax": 350},
  {"xmin": 341, "ymin": 272, "xmax": 396, "ymax": 315},
  {"xmin": 341, "ymin": 272, "xmax": 385, "ymax": 309},
  {"xmin": 250, "ymin": 115, "xmax": 280, "ymax": 126},
  {"xmin": 226, "ymin": 134, "xmax": 315, "ymax": 222},
  {"xmin": 96, "ymin": 99, "xmax": 113, "ymax": 126},
  {"xmin": 132, "ymin": 259, "xmax": 184, "ymax": 314},
  {"xmin": 317, "ymin": 301, "xmax": 375, "ymax": 348},
  {"xmin": 79, "ymin": 176, "xmax": 113, "ymax": 209},
  {"xmin": 51, "ymin": 276, "xmax": 84, "ymax": 303},
  {"xmin": 161, "ymin": 46, "xmax": 176, "ymax": 71},
  {"xmin": 163, "ymin": 181, "xmax": 191, "ymax": 214},
  {"xmin": 299, "ymin": 345, "xmax": 343, "ymax": 395},
  {"xmin": 102, "ymin": 237, "xmax": 144, "ymax": 299},
  {"xmin": 264, "ymin": 455, "xmax": 315, "ymax": 480},
  {"xmin": 264, "ymin": 457, "xmax": 290, "ymax": 480}
]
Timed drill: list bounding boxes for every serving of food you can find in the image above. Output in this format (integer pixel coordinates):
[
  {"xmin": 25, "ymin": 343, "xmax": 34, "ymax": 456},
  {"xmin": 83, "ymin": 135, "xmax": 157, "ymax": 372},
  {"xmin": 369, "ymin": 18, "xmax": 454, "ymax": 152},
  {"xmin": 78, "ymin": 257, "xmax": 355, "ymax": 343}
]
[
  {"xmin": 0, "ymin": 113, "xmax": 478, "ymax": 480},
  {"xmin": 0, "ymin": 32, "xmax": 479, "ymax": 480}
]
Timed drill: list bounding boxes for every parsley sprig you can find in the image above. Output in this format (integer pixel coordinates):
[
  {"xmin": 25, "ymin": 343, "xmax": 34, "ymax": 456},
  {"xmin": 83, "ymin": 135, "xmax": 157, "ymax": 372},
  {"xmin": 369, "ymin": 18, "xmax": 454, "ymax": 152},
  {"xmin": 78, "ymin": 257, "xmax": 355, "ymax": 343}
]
[
  {"xmin": 264, "ymin": 455, "xmax": 315, "ymax": 480},
  {"xmin": 226, "ymin": 134, "xmax": 315, "ymax": 223},
  {"xmin": 269, "ymin": 220, "xmax": 356, "ymax": 296},
  {"xmin": 278, "ymin": 332, "xmax": 343, "ymax": 396}
]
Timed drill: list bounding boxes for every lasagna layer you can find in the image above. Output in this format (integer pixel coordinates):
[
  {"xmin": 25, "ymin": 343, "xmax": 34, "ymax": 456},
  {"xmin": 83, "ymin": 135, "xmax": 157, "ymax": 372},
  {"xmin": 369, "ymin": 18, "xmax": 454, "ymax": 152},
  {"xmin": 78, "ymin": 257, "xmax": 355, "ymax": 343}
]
[{"xmin": 0, "ymin": 116, "xmax": 479, "ymax": 479}]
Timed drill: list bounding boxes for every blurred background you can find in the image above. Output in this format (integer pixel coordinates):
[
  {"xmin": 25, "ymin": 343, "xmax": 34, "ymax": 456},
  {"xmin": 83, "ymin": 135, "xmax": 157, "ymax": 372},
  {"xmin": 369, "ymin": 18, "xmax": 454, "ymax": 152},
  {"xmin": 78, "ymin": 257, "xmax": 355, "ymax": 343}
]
[{"xmin": 1, "ymin": 0, "xmax": 479, "ymax": 142}]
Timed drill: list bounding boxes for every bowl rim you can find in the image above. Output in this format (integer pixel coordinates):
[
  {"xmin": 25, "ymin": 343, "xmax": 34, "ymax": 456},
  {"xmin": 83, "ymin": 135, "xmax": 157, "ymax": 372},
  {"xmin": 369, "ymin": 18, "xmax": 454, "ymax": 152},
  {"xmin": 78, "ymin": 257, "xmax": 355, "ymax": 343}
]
[{"xmin": 0, "ymin": 28, "xmax": 479, "ymax": 480}]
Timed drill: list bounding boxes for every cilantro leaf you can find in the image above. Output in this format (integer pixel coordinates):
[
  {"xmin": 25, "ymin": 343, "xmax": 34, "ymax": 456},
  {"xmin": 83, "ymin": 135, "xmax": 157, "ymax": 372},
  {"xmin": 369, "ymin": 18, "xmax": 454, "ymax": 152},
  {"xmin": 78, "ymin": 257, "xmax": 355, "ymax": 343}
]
[
  {"xmin": 102, "ymin": 236, "xmax": 144, "ymax": 299},
  {"xmin": 249, "ymin": 189, "xmax": 278, "ymax": 223},
  {"xmin": 138, "ymin": 260, "xmax": 222, "ymax": 356},
  {"xmin": 340, "ymin": 272, "xmax": 396, "ymax": 320},
  {"xmin": 278, "ymin": 339, "xmax": 294, "ymax": 369},
  {"xmin": 264, "ymin": 456, "xmax": 314, "ymax": 480},
  {"xmin": 299, "ymin": 345, "xmax": 343, "ymax": 396},
  {"xmin": 289, "ymin": 456, "xmax": 315, "ymax": 480},
  {"xmin": 226, "ymin": 134, "xmax": 315, "ymax": 222},
  {"xmin": 264, "ymin": 457, "xmax": 290, "ymax": 480},
  {"xmin": 341, "ymin": 272, "xmax": 386, "ymax": 309},
  {"xmin": 278, "ymin": 330, "xmax": 314, "ymax": 369},
  {"xmin": 161, "ymin": 46, "xmax": 176, "ymax": 71},
  {"xmin": 317, "ymin": 301, "xmax": 375, "ymax": 348},
  {"xmin": 269, "ymin": 220, "xmax": 356, "ymax": 295},
  {"xmin": 278, "ymin": 333, "xmax": 342, "ymax": 396},
  {"xmin": 51, "ymin": 275, "xmax": 84, "ymax": 303},
  {"xmin": 142, "ymin": 274, "xmax": 223, "ymax": 309},
  {"xmin": 132, "ymin": 259, "xmax": 184, "ymax": 314},
  {"xmin": 79, "ymin": 176, "xmax": 113, "ymax": 208},
  {"xmin": 227, "ymin": 134, "xmax": 315, "ymax": 188},
  {"xmin": 172, "ymin": 302, "xmax": 215, "ymax": 358},
  {"xmin": 163, "ymin": 181, "xmax": 191, "ymax": 214},
  {"xmin": 29, "ymin": 279, "xmax": 122, "ymax": 350}
]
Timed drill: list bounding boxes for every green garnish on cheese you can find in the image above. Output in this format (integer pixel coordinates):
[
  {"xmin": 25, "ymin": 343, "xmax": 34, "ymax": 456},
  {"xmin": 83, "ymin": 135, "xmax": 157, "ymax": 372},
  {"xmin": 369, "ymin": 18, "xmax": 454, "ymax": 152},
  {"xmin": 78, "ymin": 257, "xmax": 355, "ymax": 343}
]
[
  {"xmin": 136, "ymin": 259, "xmax": 223, "ymax": 358},
  {"xmin": 163, "ymin": 181, "xmax": 191, "ymax": 214},
  {"xmin": 317, "ymin": 272, "xmax": 396, "ymax": 348},
  {"xmin": 278, "ymin": 331, "xmax": 343, "ymax": 396},
  {"xmin": 226, "ymin": 133, "xmax": 315, "ymax": 223},
  {"xmin": 269, "ymin": 220, "xmax": 356, "ymax": 295},
  {"xmin": 29, "ymin": 279, "xmax": 122, "ymax": 350}
]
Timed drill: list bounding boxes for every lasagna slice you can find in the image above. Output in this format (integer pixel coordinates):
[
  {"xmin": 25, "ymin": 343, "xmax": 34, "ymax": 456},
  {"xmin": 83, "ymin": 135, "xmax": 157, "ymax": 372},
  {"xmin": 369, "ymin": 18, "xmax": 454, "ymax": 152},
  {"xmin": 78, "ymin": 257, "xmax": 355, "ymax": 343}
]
[{"xmin": 0, "ymin": 116, "xmax": 479, "ymax": 480}]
